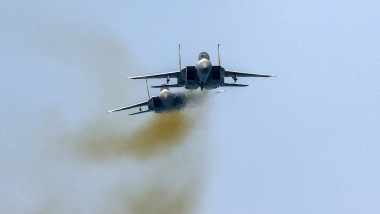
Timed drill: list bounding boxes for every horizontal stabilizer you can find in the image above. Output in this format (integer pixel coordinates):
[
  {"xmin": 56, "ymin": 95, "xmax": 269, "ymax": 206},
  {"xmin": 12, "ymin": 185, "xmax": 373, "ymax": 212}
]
[
  {"xmin": 220, "ymin": 83, "xmax": 248, "ymax": 87},
  {"xmin": 129, "ymin": 110, "xmax": 151, "ymax": 115},
  {"xmin": 108, "ymin": 101, "xmax": 149, "ymax": 113},
  {"xmin": 225, "ymin": 71, "xmax": 276, "ymax": 78},
  {"xmin": 151, "ymin": 84, "xmax": 184, "ymax": 88}
]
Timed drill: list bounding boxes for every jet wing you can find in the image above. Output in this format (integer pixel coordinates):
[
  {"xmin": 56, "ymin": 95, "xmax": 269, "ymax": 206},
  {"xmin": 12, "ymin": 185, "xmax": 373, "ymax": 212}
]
[
  {"xmin": 225, "ymin": 71, "xmax": 276, "ymax": 78},
  {"xmin": 127, "ymin": 71, "xmax": 180, "ymax": 80},
  {"xmin": 108, "ymin": 101, "xmax": 149, "ymax": 113},
  {"xmin": 151, "ymin": 84, "xmax": 184, "ymax": 88},
  {"xmin": 220, "ymin": 83, "xmax": 248, "ymax": 87}
]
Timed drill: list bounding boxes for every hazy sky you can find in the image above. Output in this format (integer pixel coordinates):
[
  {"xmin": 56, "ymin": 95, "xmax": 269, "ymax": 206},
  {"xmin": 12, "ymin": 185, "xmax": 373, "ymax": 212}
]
[{"xmin": 1, "ymin": 1, "xmax": 379, "ymax": 213}]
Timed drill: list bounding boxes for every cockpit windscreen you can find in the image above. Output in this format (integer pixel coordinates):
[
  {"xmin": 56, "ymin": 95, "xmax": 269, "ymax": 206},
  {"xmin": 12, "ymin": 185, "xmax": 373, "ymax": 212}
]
[{"xmin": 198, "ymin": 52, "xmax": 210, "ymax": 60}]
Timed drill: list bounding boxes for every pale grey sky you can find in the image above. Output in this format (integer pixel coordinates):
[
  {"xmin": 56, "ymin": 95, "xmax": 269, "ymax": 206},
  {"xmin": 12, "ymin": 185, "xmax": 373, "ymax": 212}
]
[{"xmin": 1, "ymin": 1, "xmax": 379, "ymax": 213}]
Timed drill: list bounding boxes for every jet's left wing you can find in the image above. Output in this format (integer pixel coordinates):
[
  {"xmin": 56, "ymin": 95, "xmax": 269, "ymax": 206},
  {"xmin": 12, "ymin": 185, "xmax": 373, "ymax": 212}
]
[
  {"xmin": 127, "ymin": 71, "xmax": 180, "ymax": 80},
  {"xmin": 225, "ymin": 71, "xmax": 276, "ymax": 78},
  {"xmin": 108, "ymin": 101, "xmax": 149, "ymax": 113}
]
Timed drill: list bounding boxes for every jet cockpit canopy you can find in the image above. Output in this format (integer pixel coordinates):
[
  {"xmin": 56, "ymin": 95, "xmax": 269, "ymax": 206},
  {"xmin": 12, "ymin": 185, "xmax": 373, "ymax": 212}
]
[{"xmin": 198, "ymin": 52, "xmax": 210, "ymax": 60}]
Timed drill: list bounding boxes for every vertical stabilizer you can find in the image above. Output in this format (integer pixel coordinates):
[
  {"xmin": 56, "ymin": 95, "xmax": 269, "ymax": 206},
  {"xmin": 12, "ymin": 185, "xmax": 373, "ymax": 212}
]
[
  {"xmin": 218, "ymin": 44, "xmax": 221, "ymax": 66},
  {"xmin": 179, "ymin": 44, "xmax": 182, "ymax": 71},
  {"xmin": 145, "ymin": 79, "xmax": 151, "ymax": 99}
]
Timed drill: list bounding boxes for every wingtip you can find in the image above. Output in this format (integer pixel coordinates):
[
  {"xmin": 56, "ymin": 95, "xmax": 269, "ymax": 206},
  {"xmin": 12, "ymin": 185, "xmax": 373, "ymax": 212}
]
[{"xmin": 126, "ymin": 76, "xmax": 139, "ymax": 79}]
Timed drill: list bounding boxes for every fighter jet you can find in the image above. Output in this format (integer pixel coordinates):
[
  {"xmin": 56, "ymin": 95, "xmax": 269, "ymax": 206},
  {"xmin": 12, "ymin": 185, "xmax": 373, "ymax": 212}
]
[
  {"xmin": 127, "ymin": 44, "xmax": 275, "ymax": 90},
  {"xmin": 108, "ymin": 87, "xmax": 191, "ymax": 115}
]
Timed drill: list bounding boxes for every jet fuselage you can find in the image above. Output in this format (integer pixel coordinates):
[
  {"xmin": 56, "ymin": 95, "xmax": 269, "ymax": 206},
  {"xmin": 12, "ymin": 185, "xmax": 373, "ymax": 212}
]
[{"xmin": 195, "ymin": 57, "xmax": 213, "ymax": 89}]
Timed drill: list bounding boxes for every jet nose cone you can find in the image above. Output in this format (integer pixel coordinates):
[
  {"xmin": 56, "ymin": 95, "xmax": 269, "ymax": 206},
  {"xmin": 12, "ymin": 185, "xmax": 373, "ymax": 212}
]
[
  {"xmin": 199, "ymin": 60, "xmax": 212, "ymax": 69},
  {"xmin": 159, "ymin": 89, "xmax": 171, "ymax": 99}
]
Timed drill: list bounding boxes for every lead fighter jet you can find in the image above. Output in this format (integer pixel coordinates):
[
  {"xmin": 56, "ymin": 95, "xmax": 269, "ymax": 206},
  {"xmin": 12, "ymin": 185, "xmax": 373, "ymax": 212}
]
[{"xmin": 127, "ymin": 44, "xmax": 275, "ymax": 90}]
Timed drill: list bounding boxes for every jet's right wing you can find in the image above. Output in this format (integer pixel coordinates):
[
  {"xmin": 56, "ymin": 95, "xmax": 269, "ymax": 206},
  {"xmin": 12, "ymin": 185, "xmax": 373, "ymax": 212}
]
[
  {"xmin": 219, "ymin": 83, "xmax": 248, "ymax": 87},
  {"xmin": 108, "ymin": 101, "xmax": 149, "ymax": 113},
  {"xmin": 127, "ymin": 71, "xmax": 180, "ymax": 80}
]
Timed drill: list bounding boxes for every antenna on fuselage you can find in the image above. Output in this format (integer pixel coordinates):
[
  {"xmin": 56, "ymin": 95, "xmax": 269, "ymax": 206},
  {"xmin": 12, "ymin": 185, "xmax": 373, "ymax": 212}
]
[
  {"xmin": 179, "ymin": 44, "xmax": 182, "ymax": 71},
  {"xmin": 145, "ymin": 79, "xmax": 151, "ymax": 99}
]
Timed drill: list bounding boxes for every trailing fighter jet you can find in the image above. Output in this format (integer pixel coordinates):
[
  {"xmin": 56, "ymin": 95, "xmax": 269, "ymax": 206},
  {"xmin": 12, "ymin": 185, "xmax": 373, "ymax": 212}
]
[
  {"xmin": 108, "ymin": 86, "xmax": 192, "ymax": 115},
  {"xmin": 127, "ymin": 44, "xmax": 275, "ymax": 90}
]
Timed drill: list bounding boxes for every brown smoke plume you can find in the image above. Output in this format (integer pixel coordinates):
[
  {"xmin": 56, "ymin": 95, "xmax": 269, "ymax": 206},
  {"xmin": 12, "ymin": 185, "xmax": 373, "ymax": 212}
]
[
  {"xmin": 77, "ymin": 110, "xmax": 196, "ymax": 160},
  {"xmin": 58, "ymin": 31, "xmax": 207, "ymax": 213}
]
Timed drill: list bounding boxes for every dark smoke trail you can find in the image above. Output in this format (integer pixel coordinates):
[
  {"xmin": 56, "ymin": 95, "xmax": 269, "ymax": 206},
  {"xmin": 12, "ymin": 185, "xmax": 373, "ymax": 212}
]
[{"xmin": 77, "ymin": 110, "xmax": 196, "ymax": 160}]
